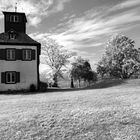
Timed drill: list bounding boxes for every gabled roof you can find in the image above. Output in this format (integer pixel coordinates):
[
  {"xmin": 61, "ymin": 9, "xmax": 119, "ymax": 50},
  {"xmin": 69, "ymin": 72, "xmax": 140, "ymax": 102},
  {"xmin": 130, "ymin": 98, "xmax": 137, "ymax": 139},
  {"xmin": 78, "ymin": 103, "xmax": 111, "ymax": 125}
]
[{"xmin": 0, "ymin": 32, "xmax": 41, "ymax": 47}]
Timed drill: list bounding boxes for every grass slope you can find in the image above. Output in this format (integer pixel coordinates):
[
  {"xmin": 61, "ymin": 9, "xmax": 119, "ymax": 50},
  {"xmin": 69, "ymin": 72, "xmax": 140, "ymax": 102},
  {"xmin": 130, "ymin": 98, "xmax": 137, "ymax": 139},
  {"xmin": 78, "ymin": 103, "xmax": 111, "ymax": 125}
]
[{"xmin": 0, "ymin": 79, "xmax": 140, "ymax": 139}]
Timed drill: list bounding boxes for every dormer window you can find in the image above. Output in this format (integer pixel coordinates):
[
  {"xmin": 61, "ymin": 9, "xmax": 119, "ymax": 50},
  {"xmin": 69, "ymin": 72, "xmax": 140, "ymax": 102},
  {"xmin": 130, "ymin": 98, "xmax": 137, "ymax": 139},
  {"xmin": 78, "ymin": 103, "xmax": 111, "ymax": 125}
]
[
  {"xmin": 8, "ymin": 30, "xmax": 16, "ymax": 40},
  {"xmin": 10, "ymin": 15, "xmax": 19, "ymax": 22},
  {"xmin": 9, "ymin": 33, "xmax": 16, "ymax": 40}
]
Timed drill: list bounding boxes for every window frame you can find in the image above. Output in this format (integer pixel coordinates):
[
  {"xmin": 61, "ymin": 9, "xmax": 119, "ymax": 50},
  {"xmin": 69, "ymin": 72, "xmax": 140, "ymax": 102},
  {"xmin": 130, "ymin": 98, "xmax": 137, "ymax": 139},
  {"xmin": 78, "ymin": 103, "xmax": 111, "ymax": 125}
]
[
  {"xmin": 22, "ymin": 49, "xmax": 32, "ymax": 61},
  {"xmin": 14, "ymin": 15, "xmax": 19, "ymax": 22},
  {"xmin": 10, "ymin": 15, "xmax": 19, "ymax": 22},
  {"xmin": 9, "ymin": 33, "xmax": 16, "ymax": 40},
  {"xmin": 5, "ymin": 71, "xmax": 16, "ymax": 84},
  {"xmin": 6, "ymin": 48, "xmax": 16, "ymax": 61}
]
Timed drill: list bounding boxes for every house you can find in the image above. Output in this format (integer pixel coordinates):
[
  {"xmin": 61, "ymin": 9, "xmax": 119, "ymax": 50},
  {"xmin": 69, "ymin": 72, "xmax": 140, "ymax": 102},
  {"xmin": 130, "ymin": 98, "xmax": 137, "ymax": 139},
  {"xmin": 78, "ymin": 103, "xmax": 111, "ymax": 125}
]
[{"xmin": 0, "ymin": 11, "xmax": 41, "ymax": 91}]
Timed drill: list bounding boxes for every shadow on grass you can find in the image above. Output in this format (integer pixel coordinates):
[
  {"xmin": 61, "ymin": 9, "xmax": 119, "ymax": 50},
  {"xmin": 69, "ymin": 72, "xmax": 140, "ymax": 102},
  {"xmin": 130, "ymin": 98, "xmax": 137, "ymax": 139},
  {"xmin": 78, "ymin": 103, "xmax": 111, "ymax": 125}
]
[
  {"xmin": 90, "ymin": 79, "xmax": 125, "ymax": 89},
  {"xmin": 0, "ymin": 79, "xmax": 125, "ymax": 95},
  {"xmin": 46, "ymin": 79, "xmax": 125, "ymax": 93}
]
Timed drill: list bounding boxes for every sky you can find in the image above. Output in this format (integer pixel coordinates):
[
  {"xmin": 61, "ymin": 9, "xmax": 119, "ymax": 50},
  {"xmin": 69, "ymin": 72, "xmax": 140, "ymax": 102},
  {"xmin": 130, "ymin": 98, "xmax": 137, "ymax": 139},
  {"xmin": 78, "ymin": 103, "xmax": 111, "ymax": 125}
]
[{"xmin": 0, "ymin": 0, "xmax": 140, "ymax": 72}]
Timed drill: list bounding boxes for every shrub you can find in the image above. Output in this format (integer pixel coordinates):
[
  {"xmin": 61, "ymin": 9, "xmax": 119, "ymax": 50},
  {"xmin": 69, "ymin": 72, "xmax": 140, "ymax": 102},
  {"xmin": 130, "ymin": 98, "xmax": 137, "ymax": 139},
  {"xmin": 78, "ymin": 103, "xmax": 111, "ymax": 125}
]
[
  {"xmin": 39, "ymin": 81, "xmax": 48, "ymax": 91},
  {"xmin": 52, "ymin": 82, "xmax": 58, "ymax": 87},
  {"xmin": 30, "ymin": 84, "xmax": 36, "ymax": 92}
]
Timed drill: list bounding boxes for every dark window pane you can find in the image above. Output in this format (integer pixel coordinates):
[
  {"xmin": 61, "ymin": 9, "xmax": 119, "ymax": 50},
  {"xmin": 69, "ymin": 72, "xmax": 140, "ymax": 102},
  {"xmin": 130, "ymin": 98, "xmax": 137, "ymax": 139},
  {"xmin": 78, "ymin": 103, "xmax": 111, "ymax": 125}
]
[
  {"xmin": 6, "ymin": 72, "xmax": 16, "ymax": 83},
  {"xmin": 12, "ymin": 73, "xmax": 15, "ymax": 82},
  {"xmin": 6, "ymin": 49, "xmax": 15, "ymax": 60},
  {"xmin": 10, "ymin": 15, "xmax": 14, "ymax": 22},
  {"xmin": 7, "ymin": 73, "xmax": 10, "ymax": 82},
  {"xmin": 22, "ymin": 50, "xmax": 32, "ymax": 60}
]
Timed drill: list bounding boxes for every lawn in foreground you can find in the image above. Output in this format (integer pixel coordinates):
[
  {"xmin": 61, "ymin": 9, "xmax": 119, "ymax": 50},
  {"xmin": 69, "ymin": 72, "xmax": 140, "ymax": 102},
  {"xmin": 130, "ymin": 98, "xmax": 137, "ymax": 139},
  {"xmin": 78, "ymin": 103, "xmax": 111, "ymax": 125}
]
[{"xmin": 0, "ymin": 80, "xmax": 140, "ymax": 140}]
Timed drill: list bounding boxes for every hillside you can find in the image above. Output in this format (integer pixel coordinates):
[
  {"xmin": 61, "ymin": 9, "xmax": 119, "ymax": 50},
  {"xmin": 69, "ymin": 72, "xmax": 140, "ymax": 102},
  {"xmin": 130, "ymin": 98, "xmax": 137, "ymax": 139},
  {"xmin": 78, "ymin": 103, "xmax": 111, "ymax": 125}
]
[{"xmin": 0, "ymin": 79, "xmax": 140, "ymax": 139}]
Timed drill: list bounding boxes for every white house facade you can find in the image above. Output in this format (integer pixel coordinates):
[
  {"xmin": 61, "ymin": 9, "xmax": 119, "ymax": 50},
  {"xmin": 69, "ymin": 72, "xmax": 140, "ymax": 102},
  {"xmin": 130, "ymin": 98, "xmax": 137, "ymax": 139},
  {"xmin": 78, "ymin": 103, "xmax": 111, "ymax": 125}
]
[{"xmin": 0, "ymin": 11, "xmax": 41, "ymax": 91}]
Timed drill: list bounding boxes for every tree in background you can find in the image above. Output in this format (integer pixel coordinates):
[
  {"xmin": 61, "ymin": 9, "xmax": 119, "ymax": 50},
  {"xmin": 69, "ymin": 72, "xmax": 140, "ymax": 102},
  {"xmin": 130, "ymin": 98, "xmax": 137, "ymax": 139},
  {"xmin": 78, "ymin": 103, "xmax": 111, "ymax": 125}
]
[
  {"xmin": 40, "ymin": 70, "xmax": 55, "ymax": 86},
  {"xmin": 71, "ymin": 57, "xmax": 97, "ymax": 87},
  {"xmin": 70, "ymin": 57, "xmax": 83, "ymax": 87},
  {"xmin": 83, "ymin": 70, "xmax": 97, "ymax": 86},
  {"xmin": 41, "ymin": 38, "xmax": 72, "ymax": 87},
  {"xmin": 96, "ymin": 55, "xmax": 109, "ymax": 78},
  {"xmin": 97, "ymin": 34, "xmax": 140, "ymax": 79}
]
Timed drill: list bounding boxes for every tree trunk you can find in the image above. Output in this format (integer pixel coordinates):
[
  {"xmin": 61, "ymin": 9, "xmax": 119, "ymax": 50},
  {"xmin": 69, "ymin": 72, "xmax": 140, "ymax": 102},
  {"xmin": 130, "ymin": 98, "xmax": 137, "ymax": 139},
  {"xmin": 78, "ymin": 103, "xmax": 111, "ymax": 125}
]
[
  {"xmin": 78, "ymin": 79, "xmax": 81, "ymax": 88},
  {"xmin": 70, "ymin": 77, "xmax": 74, "ymax": 88},
  {"xmin": 85, "ymin": 80, "xmax": 88, "ymax": 87},
  {"xmin": 53, "ymin": 74, "xmax": 58, "ymax": 87},
  {"xmin": 88, "ymin": 81, "xmax": 91, "ymax": 86}
]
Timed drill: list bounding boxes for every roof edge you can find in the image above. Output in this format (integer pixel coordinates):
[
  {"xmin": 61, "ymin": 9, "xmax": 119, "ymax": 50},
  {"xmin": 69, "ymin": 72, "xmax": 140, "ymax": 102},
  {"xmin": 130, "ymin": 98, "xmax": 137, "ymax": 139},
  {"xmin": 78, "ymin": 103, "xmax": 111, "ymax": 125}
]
[
  {"xmin": 2, "ymin": 11, "xmax": 26, "ymax": 15},
  {"xmin": 2, "ymin": 11, "xmax": 27, "ymax": 22},
  {"xmin": 0, "ymin": 42, "xmax": 41, "ymax": 47}
]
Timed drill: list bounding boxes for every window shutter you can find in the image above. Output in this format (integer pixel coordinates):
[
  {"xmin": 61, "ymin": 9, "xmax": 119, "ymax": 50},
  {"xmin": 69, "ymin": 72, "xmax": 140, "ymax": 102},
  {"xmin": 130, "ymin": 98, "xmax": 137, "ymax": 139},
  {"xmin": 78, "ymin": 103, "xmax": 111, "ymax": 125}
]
[
  {"xmin": 32, "ymin": 50, "xmax": 36, "ymax": 60},
  {"xmin": 16, "ymin": 72, "xmax": 20, "ymax": 83},
  {"xmin": 0, "ymin": 49, "xmax": 6, "ymax": 60},
  {"xmin": 16, "ymin": 49, "xmax": 22, "ymax": 60},
  {"xmin": 1, "ymin": 72, "xmax": 5, "ymax": 83}
]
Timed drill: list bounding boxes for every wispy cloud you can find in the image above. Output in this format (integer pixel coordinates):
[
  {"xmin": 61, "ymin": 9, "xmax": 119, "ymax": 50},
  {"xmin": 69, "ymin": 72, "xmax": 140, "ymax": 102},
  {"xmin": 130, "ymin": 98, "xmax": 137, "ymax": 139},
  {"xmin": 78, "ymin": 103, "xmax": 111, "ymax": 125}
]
[
  {"xmin": 28, "ymin": 16, "xmax": 42, "ymax": 27},
  {"xmin": 110, "ymin": 0, "xmax": 140, "ymax": 11},
  {"xmin": 30, "ymin": 0, "xmax": 140, "ymax": 64},
  {"xmin": 47, "ymin": 0, "xmax": 71, "ymax": 15},
  {"xmin": 48, "ymin": 10, "xmax": 140, "ymax": 49},
  {"xmin": 0, "ymin": 0, "xmax": 72, "ymax": 26}
]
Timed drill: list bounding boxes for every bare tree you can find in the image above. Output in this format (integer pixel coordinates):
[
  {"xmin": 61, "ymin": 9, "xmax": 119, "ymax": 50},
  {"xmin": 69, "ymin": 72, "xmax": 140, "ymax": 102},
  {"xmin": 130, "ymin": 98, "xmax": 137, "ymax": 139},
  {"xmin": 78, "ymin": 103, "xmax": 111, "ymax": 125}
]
[{"xmin": 41, "ymin": 38, "xmax": 72, "ymax": 87}]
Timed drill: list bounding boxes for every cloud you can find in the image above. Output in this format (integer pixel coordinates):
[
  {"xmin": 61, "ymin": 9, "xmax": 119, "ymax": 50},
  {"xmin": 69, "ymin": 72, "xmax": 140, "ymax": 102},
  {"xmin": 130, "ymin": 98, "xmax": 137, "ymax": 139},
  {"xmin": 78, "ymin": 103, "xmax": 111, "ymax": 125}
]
[
  {"xmin": 47, "ymin": 0, "xmax": 71, "ymax": 15},
  {"xmin": 0, "ymin": 0, "xmax": 38, "ymax": 15},
  {"xmin": 110, "ymin": 0, "xmax": 140, "ymax": 11},
  {"xmin": 0, "ymin": 0, "xmax": 72, "ymax": 26},
  {"xmin": 30, "ymin": 32, "xmax": 51, "ymax": 41},
  {"xmin": 105, "ymin": 11, "xmax": 140, "ymax": 27},
  {"xmin": 47, "ymin": 10, "xmax": 140, "ymax": 51},
  {"xmin": 30, "ymin": 7, "xmax": 140, "ymax": 49},
  {"xmin": 28, "ymin": 16, "xmax": 42, "ymax": 27},
  {"xmin": 18, "ymin": 1, "xmax": 39, "ymax": 15}
]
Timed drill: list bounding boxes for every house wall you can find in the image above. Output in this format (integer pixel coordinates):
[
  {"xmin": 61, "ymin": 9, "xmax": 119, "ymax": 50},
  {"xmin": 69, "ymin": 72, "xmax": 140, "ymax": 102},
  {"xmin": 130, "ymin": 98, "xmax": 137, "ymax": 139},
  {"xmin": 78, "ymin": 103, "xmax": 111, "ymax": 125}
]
[{"xmin": 0, "ymin": 45, "xmax": 38, "ymax": 91}]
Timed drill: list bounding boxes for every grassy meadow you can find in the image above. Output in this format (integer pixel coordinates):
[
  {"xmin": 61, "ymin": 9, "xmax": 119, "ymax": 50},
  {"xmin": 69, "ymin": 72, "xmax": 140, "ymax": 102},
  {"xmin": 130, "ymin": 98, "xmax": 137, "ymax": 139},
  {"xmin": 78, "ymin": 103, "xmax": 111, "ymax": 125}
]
[{"xmin": 0, "ymin": 79, "xmax": 140, "ymax": 139}]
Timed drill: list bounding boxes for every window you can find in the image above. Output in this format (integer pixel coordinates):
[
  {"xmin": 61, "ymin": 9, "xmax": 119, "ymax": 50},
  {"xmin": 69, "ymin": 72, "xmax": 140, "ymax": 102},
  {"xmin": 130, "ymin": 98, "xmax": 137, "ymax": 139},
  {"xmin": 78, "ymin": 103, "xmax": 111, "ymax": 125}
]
[
  {"xmin": 6, "ymin": 72, "xmax": 16, "ymax": 84},
  {"xmin": 6, "ymin": 49, "xmax": 15, "ymax": 60},
  {"xmin": 22, "ymin": 49, "xmax": 32, "ymax": 60},
  {"xmin": 8, "ymin": 29, "xmax": 17, "ymax": 40},
  {"xmin": 9, "ymin": 33, "xmax": 16, "ymax": 40},
  {"xmin": 0, "ymin": 49, "xmax": 35, "ymax": 61},
  {"xmin": 14, "ymin": 16, "xmax": 19, "ymax": 22},
  {"xmin": 10, "ymin": 15, "xmax": 14, "ymax": 22},
  {"xmin": 1, "ymin": 72, "xmax": 20, "ymax": 84},
  {"xmin": 10, "ymin": 15, "xmax": 19, "ymax": 22}
]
